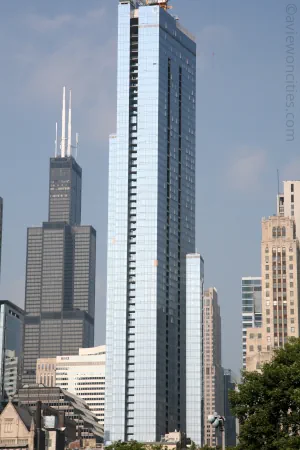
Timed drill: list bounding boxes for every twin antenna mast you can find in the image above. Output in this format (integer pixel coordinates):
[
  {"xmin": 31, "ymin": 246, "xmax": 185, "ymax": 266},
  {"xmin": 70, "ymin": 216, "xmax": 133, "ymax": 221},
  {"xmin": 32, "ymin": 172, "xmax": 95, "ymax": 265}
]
[{"xmin": 55, "ymin": 86, "xmax": 79, "ymax": 159}]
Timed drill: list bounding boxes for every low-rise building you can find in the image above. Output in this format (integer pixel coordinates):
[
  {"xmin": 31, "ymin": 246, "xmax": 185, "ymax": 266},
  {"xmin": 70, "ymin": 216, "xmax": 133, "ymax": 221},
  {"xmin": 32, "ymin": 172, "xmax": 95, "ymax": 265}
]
[
  {"xmin": 13, "ymin": 385, "xmax": 103, "ymax": 443},
  {"xmin": 0, "ymin": 400, "xmax": 76, "ymax": 450},
  {"xmin": 36, "ymin": 346, "xmax": 106, "ymax": 425},
  {"xmin": 0, "ymin": 402, "xmax": 35, "ymax": 449}
]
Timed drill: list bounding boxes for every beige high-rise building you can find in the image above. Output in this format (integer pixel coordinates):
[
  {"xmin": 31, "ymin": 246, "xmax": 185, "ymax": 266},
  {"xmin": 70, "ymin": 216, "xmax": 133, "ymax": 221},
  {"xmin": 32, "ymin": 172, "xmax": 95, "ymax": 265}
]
[
  {"xmin": 203, "ymin": 288, "xmax": 223, "ymax": 447},
  {"xmin": 277, "ymin": 181, "xmax": 300, "ymax": 237},
  {"xmin": 246, "ymin": 215, "xmax": 300, "ymax": 371},
  {"xmin": 36, "ymin": 358, "xmax": 56, "ymax": 386}
]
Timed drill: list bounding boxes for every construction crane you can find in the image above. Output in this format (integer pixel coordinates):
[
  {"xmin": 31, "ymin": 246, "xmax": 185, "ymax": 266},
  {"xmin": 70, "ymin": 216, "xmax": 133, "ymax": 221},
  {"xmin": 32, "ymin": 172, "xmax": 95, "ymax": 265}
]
[{"xmin": 145, "ymin": 0, "xmax": 172, "ymax": 11}]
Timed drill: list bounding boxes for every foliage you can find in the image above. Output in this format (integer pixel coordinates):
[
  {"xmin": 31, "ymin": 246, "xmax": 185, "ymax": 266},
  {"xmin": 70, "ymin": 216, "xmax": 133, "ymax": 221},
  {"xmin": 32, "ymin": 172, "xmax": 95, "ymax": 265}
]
[
  {"xmin": 105, "ymin": 441, "xmax": 237, "ymax": 450},
  {"xmin": 199, "ymin": 446, "xmax": 237, "ymax": 449},
  {"xmin": 105, "ymin": 442, "xmax": 168, "ymax": 450},
  {"xmin": 230, "ymin": 338, "xmax": 300, "ymax": 449},
  {"xmin": 106, "ymin": 441, "xmax": 146, "ymax": 450}
]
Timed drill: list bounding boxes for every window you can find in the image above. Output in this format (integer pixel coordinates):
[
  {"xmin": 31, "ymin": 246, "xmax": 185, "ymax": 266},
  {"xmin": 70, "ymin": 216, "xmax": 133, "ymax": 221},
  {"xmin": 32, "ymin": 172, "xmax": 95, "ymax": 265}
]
[
  {"xmin": 4, "ymin": 423, "xmax": 12, "ymax": 433},
  {"xmin": 290, "ymin": 282, "xmax": 294, "ymax": 288},
  {"xmin": 272, "ymin": 227, "xmax": 276, "ymax": 238},
  {"xmin": 266, "ymin": 282, "xmax": 270, "ymax": 288},
  {"xmin": 291, "ymin": 309, "xmax": 294, "ymax": 315},
  {"xmin": 289, "ymin": 255, "xmax": 293, "ymax": 261},
  {"xmin": 289, "ymin": 264, "xmax": 293, "ymax": 270},
  {"xmin": 258, "ymin": 345, "xmax": 262, "ymax": 351},
  {"xmin": 282, "ymin": 227, "xmax": 286, "ymax": 237},
  {"xmin": 291, "ymin": 183, "xmax": 294, "ymax": 192},
  {"xmin": 291, "ymin": 194, "xmax": 294, "ymax": 203},
  {"xmin": 265, "ymin": 247, "xmax": 269, "ymax": 253},
  {"xmin": 267, "ymin": 327, "xmax": 271, "ymax": 332},
  {"xmin": 249, "ymin": 333, "xmax": 254, "ymax": 339},
  {"xmin": 258, "ymin": 333, "xmax": 262, "ymax": 339},
  {"xmin": 266, "ymin": 309, "xmax": 270, "ymax": 315},
  {"xmin": 291, "ymin": 318, "xmax": 295, "ymax": 324},
  {"xmin": 265, "ymin": 256, "xmax": 269, "ymax": 263},
  {"xmin": 291, "ymin": 327, "xmax": 295, "ymax": 333},
  {"xmin": 266, "ymin": 274, "xmax": 269, "ymax": 279},
  {"xmin": 249, "ymin": 345, "xmax": 254, "ymax": 352},
  {"xmin": 265, "ymin": 265, "xmax": 269, "ymax": 271}
]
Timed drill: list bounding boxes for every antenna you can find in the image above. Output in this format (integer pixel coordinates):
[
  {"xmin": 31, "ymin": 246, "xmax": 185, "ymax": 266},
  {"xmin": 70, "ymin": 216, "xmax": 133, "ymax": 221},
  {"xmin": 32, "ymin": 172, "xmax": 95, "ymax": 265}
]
[
  {"xmin": 76, "ymin": 133, "xmax": 79, "ymax": 159},
  {"xmin": 55, "ymin": 122, "xmax": 58, "ymax": 157},
  {"xmin": 67, "ymin": 89, "xmax": 72, "ymax": 157},
  {"xmin": 61, "ymin": 86, "xmax": 66, "ymax": 157}
]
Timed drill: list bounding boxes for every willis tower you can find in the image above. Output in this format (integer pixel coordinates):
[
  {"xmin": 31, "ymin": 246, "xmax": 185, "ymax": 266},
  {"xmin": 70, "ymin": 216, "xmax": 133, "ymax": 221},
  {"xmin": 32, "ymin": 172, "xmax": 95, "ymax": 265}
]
[{"xmin": 23, "ymin": 88, "xmax": 96, "ymax": 384}]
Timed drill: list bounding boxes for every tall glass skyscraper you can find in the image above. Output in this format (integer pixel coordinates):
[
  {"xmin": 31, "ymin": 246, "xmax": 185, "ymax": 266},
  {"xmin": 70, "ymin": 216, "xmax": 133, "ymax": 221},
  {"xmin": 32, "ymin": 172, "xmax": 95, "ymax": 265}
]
[
  {"xmin": 105, "ymin": 0, "xmax": 196, "ymax": 442},
  {"xmin": 241, "ymin": 277, "xmax": 262, "ymax": 369},
  {"xmin": 186, "ymin": 254, "xmax": 204, "ymax": 446},
  {"xmin": 22, "ymin": 90, "xmax": 96, "ymax": 384}
]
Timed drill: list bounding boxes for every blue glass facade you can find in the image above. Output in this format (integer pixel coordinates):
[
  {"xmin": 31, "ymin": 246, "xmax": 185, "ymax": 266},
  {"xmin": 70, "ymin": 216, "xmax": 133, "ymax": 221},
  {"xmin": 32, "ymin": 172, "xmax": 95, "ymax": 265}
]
[
  {"xmin": 241, "ymin": 277, "xmax": 262, "ymax": 369},
  {"xmin": 0, "ymin": 301, "xmax": 24, "ymax": 401},
  {"xmin": 105, "ymin": 1, "xmax": 196, "ymax": 442},
  {"xmin": 186, "ymin": 254, "xmax": 204, "ymax": 446}
]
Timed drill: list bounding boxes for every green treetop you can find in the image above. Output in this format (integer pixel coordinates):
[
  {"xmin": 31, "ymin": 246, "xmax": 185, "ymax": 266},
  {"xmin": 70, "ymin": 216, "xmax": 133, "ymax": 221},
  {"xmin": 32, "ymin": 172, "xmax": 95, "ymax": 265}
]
[{"xmin": 230, "ymin": 337, "xmax": 300, "ymax": 450}]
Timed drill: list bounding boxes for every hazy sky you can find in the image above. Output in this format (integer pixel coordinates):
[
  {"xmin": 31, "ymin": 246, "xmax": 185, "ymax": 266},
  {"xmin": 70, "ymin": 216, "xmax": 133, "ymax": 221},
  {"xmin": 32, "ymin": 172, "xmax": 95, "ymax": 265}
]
[{"xmin": 0, "ymin": 0, "xmax": 299, "ymax": 375}]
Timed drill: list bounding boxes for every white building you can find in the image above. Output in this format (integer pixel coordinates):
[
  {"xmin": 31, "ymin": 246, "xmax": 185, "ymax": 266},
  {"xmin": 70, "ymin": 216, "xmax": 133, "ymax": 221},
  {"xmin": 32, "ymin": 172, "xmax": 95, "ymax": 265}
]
[
  {"xmin": 37, "ymin": 346, "xmax": 105, "ymax": 425},
  {"xmin": 186, "ymin": 254, "xmax": 204, "ymax": 447}
]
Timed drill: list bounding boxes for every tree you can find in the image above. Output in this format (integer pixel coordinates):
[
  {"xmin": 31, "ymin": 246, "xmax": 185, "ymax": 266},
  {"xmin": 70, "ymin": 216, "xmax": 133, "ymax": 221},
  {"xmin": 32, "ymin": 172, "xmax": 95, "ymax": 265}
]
[
  {"xmin": 106, "ymin": 441, "xmax": 147, "ymax": 450},
  {"xmin": 229, "ymin": 338, "xmax": 300, "ymax": 450},
  {"xmin": 105, "ymin": 442, "xmax": 168, "ymax": 450}
]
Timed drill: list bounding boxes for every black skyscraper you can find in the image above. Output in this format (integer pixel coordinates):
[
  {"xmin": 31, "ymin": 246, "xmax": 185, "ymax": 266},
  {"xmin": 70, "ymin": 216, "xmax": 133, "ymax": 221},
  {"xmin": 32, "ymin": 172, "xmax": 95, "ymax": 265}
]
[{"xmin": 22, "ymin": 88, "xmax": 96, "ymax": 384}]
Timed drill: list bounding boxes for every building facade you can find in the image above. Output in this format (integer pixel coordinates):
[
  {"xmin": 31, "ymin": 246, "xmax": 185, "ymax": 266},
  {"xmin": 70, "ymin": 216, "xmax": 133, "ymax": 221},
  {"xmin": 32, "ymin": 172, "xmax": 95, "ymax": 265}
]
[
  {"xmin": 246, "ymin": 215, "xmax": 300, "ymax": 371},
  {"xmin": 14, "ymin": 386, "xmax": 103, "ymax": 442},
  {"xmin": 0, "ymin": 402, "xmax": 35, "ymax": 450},
  {"xmin": 277, "ymin": 181, "xmax": 300, "ymax": 237},
  {"xmin": 241, "ymin": 277, "xmax": 262, "ymax": 369},
  {"xmin": 0, "ymin": 301, "xmax": 24, "ymax": 401},
  {"xmin": 105, "ymin": 0, "xmax": 196, "ymax": 442},
  {"xmin": 261, "ymin": 216, "xmax": 299, "ymax": 347},
  {"xmin": 23, "ymin": 90, "xmax": 96, "ymax": 384},
  {"xmin": 186, "ymin": 254, "xmax": 204, "ymax": 447},
  {"xmin": 36, "ymin": 358, "xmax": 56, "ymax": 387},
  {"xmin": 203, "ymin": 288, "xmax": 223, "ymax": 448},
  {"xmin": 223, "ymin": 369, "xmax": 237, "ymax": 447},
  {"xmin": 37, "ymin": 346, "xmax": 106, "ymax": 425}
]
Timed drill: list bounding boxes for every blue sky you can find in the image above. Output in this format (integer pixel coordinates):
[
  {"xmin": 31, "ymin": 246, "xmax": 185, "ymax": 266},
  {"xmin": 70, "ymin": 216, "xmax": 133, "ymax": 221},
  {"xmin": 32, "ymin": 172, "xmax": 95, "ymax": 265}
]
[{"xmin": 0, "ymin": 0, "xmax": 299, "ymax": 375}]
